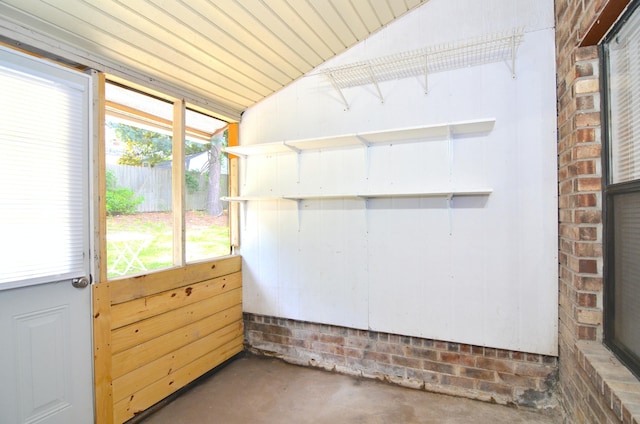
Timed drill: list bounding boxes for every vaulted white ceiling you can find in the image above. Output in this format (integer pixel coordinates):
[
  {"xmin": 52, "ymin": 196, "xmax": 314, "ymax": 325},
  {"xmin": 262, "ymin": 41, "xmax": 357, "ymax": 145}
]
[{"xmin": 0, "ymin": 0, "xmax": 427, "ymax": 120}]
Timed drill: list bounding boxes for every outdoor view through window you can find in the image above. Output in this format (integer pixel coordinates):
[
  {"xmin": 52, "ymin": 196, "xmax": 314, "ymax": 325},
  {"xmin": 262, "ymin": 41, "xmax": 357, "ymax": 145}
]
[{"xmin": 105, "ymin": 82, "xmax": 229, "ymax": 278}]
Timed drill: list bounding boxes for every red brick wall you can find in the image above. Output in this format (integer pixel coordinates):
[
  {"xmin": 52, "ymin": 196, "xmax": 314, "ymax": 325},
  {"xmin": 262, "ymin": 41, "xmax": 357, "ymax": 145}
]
[
  {"xmin": 557, "ymin": 37, "xmax": 603, "ymax": 351},
  {"xmin": 245, "ymin": 313, "xmax": 558, "ymax": 408},
  {"xmin": 555, "ymin": 1, "xmax": 639, "ymax": 422}
]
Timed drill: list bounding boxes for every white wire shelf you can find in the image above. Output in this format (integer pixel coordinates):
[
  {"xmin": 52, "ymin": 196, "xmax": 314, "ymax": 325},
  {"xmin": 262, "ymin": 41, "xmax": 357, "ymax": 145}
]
[
  {"xmin": 224, "ymin": 118, "xmax": 495, "ymax": 157},
  {"xmin": 315, "ymin": 28, "xmax": 524, "ymax": 108}
]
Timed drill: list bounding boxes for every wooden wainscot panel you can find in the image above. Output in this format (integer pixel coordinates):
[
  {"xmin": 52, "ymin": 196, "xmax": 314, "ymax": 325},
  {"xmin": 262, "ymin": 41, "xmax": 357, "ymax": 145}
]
[
  {"xmin": 93, "ymin": 282, "xmax": 114, "ymax": 424},
  {"xmin": 111, "ymin": 288, "xmax": 242, "ymax": 354},
  {"xmin": 110, "ymin": 271, "xmax": 241, "ymax": 329},
  {"xmin": 114, "ymin": 339, "xmax": 244, "ymax": 423},
  {"xmin": 111, "ymin": 303, "xmax": 243, "ymax": 378},
  {"xmin": 94, "ymin": 257, "xmax": 243, "ymax": 424},
  {"xmin": 109, "ymin": 256, "xmax": 241, "ymax": 304},
  {"xmin": 112, "ymin": 321, "xmax": 243, "ymax": 403}
]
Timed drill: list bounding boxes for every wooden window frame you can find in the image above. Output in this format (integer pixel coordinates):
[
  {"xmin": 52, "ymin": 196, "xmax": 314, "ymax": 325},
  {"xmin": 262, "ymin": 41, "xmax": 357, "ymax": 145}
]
[{"xmin": 98, "ymin": 76, "xmax": 238, "ymax": 282}]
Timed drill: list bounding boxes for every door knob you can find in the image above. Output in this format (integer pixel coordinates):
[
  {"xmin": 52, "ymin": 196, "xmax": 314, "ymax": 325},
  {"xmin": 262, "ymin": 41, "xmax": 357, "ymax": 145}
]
[{"xmin": 72, "ymin": 276, "xmax": 90, "ymax": 288}]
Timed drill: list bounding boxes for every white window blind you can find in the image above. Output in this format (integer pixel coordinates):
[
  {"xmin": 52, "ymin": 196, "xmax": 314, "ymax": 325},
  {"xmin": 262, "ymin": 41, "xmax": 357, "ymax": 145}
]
[
  {"xmin": 608, "ymin": 8, "xmax": 640, "ymax": 184},
  {"xmin": 0, "ymin": 48, "xmax": 90, "ymax": 289},
  {"xmin": 614, "ymin": 192, "xmax": 640, "ymax": 356}
]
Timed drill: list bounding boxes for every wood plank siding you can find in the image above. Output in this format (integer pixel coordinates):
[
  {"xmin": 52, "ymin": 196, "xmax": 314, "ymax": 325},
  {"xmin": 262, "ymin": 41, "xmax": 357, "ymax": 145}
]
[{"xmin": 93, "ymin": 256, "xmax": 243, "ymax": 423}]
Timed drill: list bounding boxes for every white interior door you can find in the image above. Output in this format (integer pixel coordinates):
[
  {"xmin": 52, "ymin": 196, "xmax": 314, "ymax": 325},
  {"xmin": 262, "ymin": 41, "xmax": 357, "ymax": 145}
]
[{"xmin": 0, "ymin": 47, "xmax": 94, "ymax": 423}]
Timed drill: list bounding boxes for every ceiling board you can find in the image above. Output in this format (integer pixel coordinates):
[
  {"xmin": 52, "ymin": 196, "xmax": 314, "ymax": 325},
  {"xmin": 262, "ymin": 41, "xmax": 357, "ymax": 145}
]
[
  {"xmin": 0, "ymin": 0, "xmax": 427, "ymax": 120},
  {"xmin": 287, "ymin": 1, "xmax": 344, "ymax": 54},
  {"xmin": 317, "ymin": 1, "xmax": 358, "ymax": 46},
  {"xmin": 184, "ymin": 0, "xmax": 298, "ymax": 84},
  {"xmin": 236, "ymin": 0, "xmax": 324, "ymax": 67},
  {"xmin": 332, "ymin": 2, "xmax": 370, "ymax": 40},
  {"xmin": 350, "ymin": 1, "xmax": 383, "ymax": 33},
  {"xmin": 265, "ymin": 0, "xmax": 335, "ymax": 60},
  {"xmin": 389, "ymin": 0, "xmax": 408, "ymax": 17},
  {"xmin": 370, "ymin": 0, "xmax": 396, "ymax": 22}
]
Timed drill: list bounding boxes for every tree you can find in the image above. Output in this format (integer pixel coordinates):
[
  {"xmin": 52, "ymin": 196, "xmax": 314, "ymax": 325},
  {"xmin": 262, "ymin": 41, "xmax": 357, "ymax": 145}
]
[
  {"xmin": 109, "ymin": 121, "xmax": 225, "ymax": 215},
  {"xmin": 110, "ymin": 122, "xmax": 210, "ymax": 167},
  {"xmin": 111, "ymin": 123, "xmax": 173, "ymax": 167},
  {"xmin": 206, "ymin": 130, "xmax": 227, "ymax": 217}
]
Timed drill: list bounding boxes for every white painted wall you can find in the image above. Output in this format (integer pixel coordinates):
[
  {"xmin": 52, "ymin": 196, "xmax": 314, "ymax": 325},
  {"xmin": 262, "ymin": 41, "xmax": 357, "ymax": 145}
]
[{"xmin": 238, "ymin": 0, "xmax": 558, "ymax": 356}]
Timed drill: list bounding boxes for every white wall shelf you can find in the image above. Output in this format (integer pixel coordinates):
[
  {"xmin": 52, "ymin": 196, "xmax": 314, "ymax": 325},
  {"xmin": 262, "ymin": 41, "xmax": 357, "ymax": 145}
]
[
  {"xmin": 357, "ymin": 189, "xmax": 493, "ymax": 199},
  {"xmin": 222, "ymin": 196, "xmax": 282, "ymax": 202},
  {"xmin": 226, "ymin": 118, "xmax": 495, "ymax": 231},
  {"xmin": 225, "ymin": 118, "xmax": 495, "ymax": 157},
  {"xmin": 223, "ymin": 189, "xmax": 492, "ymax": 203},
  {"xmin": 224, "ymin": 190, "xmax": 492, "ymax": 231}
]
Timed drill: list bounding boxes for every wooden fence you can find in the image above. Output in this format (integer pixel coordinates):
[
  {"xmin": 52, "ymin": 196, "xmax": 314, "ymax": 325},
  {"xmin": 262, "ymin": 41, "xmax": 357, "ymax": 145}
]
[{"xmin": 107, "ymin": 164, "xmax": 228, "ymax": 212}]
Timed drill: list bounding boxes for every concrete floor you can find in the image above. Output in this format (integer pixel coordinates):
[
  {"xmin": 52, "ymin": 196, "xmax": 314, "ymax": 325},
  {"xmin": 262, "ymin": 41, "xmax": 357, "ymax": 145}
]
[{"xmin": 140, "ymin": 354, "xmax": 563, "ymax": 424}]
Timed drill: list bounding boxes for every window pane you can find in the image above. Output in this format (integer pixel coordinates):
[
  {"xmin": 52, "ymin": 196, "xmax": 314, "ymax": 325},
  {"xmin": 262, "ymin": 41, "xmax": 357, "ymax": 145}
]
[
  {"xmin": 607, "ymin": 7, "xmax": 640, "ymax": 183},
  {"xmin": 613, "ymin": 192, "xmax": 640, "ymax": 359},
  {"xmin": 105, "ymin": 83, "xmax": 174, "ymax": 278},
  {"xmin": 184, "ymin": 109, "xmax": 230, "ymax": 262},
  {"xmin": 0, "ymin": 51, "xmax": 89, "ymax": 288}
]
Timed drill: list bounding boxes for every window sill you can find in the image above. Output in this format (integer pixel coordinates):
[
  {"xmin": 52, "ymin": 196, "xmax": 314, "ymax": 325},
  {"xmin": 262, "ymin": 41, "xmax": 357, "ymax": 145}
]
[{"xmin": 576, "ymin": 341, "xmax": 640, "ymax": 422}]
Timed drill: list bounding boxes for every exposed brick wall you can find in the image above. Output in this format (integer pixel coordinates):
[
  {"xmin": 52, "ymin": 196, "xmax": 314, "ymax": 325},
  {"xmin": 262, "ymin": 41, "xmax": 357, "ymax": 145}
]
[
  {"xmin": 557, "ymin": 39, "xmax": 603, "ymax": 353},
  {"xmin": 245, "ymin": 313, "xmax": 558, "ymax": 409},
  {"xmin": 556, "ymin": 1, "xmax": 640, "ymax": 423}
]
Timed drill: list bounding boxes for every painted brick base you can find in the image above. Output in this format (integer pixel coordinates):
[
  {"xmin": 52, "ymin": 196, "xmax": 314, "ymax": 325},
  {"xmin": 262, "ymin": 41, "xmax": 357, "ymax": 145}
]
[{"xmin": 244, "ymin": 313, "xmax": 559, "ymax": 410}]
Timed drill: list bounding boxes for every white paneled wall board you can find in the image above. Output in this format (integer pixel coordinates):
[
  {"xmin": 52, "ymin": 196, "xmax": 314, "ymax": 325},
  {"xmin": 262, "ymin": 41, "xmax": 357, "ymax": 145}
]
[{"xmin": 239, "ymin": 0, "xmax": 557, "ymax": 356}]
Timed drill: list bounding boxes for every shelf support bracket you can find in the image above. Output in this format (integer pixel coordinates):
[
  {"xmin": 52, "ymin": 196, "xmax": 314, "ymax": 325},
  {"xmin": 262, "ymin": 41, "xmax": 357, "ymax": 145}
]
[
  {"xmin": 447, "ymin": 127, "xmax": 454, "ymax": 236},
  {"xmin": 447, "ymin": 194, "xmax": 454, "ymax": 235},
  {"xmin": 424, "ymin": 54, "xmax": 429, "ymax": 94},
  {"xmin": 356, "ymin": 135, "xmax": 372, "ymax": 178},
  {"xmin": 510, "ymin": 31, "xmax": 517, "ymax": 79},
  {"xmin": 282, "ymin": 142, "xmax": 302, "ymax": 184},
  {"xmin": 240, "ymin": 156, "xmax": 247, "ymax": 189},
  {"xmin": 447, "ymin": 126, "xmax": 454, "ymax": 185},
  {"xmin": 328, "ymin": 72, "xmax": 350, "ymax": 110},
  {"xmin": 366, "ymin": 65, "xmax": 384, "ymax": 103},
  {"xmin": 283, "ymin": 142, "xmax": 301, "ymax": 154},
  {"xmin": 240, "ymin": 200, "xmax": 248, "ymax": 231},
  {"xmin": 296, "ymin": 199, "xmax": 302, "ymax": 232},
  {"xmin": 355, "ymin": 135, "xmax": 371, "ymax": 147}
]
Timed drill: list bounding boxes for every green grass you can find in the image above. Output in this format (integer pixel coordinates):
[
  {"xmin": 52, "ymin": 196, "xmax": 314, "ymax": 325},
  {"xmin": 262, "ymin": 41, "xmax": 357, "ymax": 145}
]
[{"xmin": 106, "ymin": 214, "xmax": 230, "ymax": 278}]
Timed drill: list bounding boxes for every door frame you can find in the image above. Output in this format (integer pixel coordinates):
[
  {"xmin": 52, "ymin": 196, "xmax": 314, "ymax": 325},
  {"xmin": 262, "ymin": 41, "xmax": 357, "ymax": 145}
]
[{"xmin": 0, "ymin": 44, "xmax": 97, "ymax": 424}]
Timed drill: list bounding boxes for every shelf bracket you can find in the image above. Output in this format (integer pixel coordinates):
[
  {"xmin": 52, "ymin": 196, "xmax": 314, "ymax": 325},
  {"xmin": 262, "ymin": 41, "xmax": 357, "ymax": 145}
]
[
  {"xmin": 447, "ymin": 194, "xmax": 454, "ymax": 236},
  {"xmin": 328, "ymin": 72, "xmax": 350, "ymax": 110},
  {"xmin": 239, "ymin": 200, "xmax": 248, "ymax": 231},
  {"xmin": 283, "ymin": 142, "xmax": 301, "ymax": 154},
  {"xmin": 366, "ymin": 65, "xmax": 384, "ymax": 103},
  {"xmin": 282, "ymin": 142, "xmax": 302, "ymax": 184},
  {"xmin": 240, "ymin": 156, "xmax": 247, "ymax": 189},
  {"xmin": 295, "ymin": 199, "xmax": 302, "ymax": 232},
  {"xmin": 355, "ymin": 135, "xmax": 371, "ymax": 147},
  {"xmin": 447, "ymin": 125, "xmax": 454, "ymax": 186},
  {"xmin": 356, "ymin": 135, "xmax": 372, "ymax": 178},
  {"xmin": 424, "ymin": 54, "xmax": 429, "ymax": 94},
  {"xmin": 510, "ymin": 30, "xmax": 517, "ymax": 79}
]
